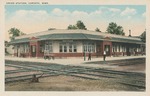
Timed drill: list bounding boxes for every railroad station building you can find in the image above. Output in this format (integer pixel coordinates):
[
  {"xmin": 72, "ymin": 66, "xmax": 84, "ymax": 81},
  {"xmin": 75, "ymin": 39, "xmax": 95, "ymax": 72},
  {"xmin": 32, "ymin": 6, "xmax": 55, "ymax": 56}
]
[{"xmin": 9, "ymin": 29, "xmax": 145, "ymax": 58}]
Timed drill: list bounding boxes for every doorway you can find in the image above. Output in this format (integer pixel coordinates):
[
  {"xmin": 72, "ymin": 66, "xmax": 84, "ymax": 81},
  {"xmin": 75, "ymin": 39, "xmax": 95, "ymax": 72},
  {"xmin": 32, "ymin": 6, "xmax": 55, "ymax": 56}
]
[
  {"xmin": 126, "ymin": 47, "xmax": 130, "ymax": 56},
  {"xmin": 104, "ymin": 45, "xmax": 110, "ymax": 56},
  {"xmin": 31, "ymin": 45, "xmax": 36, "ymax": 57}
]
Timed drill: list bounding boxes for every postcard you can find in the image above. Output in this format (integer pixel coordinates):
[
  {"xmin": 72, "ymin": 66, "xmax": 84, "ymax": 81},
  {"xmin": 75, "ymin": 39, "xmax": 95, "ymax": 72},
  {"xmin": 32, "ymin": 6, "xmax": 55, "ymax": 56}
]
[{"xmin": 1, "ymin": 0, "xmax": 150, "ymax": 96}]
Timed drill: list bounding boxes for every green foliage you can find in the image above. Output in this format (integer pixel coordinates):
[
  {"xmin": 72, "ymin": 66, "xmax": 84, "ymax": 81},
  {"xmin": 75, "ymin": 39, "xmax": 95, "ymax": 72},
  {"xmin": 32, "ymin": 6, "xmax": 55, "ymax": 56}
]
[
  {"xmin": 8, "ymin": 27, "xmax": 26, "ymax": 41},
  {"xmin": 67, "ymin": 25, "xmax": 78, "ymax": 30},
  {"xmin": 76, "ymin": 20, "xmax": 87, "ymax": 30},
  {"xmin": 67, "ymin": 20, "xmax": 87, "ymax": 30},
  {"xmin": 5, "ymin": 41, "xmax": 9, "ymax": 54},
  {"xmin": 5, "ymin": 41, "xmax": 9, "ymax": 47},
  {"xmin": 106, "ymin": 22, "xmax": 125, "ymax": 36},
  {"xmin": 140, "ymin": 31, "xmax": 146, "ymax": 42},
  {"xmin": 95, "ymin": 28, "xmax": 101, "ymax": 32}
]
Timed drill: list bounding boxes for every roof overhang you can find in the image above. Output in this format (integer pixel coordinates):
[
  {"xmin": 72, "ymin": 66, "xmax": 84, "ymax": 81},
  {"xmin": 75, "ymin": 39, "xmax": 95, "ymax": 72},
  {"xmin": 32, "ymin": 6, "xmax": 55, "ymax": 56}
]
[{"xmin": 9, "ymin": 33, "xmax": 145, "ymax": 45}]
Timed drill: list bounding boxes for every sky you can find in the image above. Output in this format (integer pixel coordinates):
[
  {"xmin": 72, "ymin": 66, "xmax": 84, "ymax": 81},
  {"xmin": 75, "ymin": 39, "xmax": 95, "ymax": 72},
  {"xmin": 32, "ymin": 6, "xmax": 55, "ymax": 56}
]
[{"xmin": 5, "ymin": 5, "xmax": 146, "ymax": 41}]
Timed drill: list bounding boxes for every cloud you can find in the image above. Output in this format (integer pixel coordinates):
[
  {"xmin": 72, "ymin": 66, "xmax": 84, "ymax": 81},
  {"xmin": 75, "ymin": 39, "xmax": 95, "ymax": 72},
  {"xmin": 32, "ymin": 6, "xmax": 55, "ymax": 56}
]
[
  {"xmin": 89, "ymin": 10, "xmax": 102, "ymax": 16},
  {"xmin": 5, "ymin": 6, "xmax": 145, "ymax": 40},
  {"xmin": 8, "ymin": 7, "xmax": 122, "ymax": 25},
  {"xmin": 51, "ymin": 8, "xmax": 89, "ymax": 18},
  {"xmin": 72, "ymin": 10, "xmax": 88, "ymax": 17},
  {"xmin": 51, "ymin": 8, "xmax": 71, "ymax": 17},
  {"xmin": 121, "ymin": 7, "xmax": 137, "ymax": 16},
  {"xmin": 51, "ymin": 8, "xmax": 103, "ymax": 20},
  {"xmin": 11, "ymin": 10, "xmax": 49, "ymax": 23},
  {"xmin": 98, "ymin": 7, "xmax": 121, "ymax": 13},
  {"xmin": 109, "ymin": 8, "xmax": 121, "ymax": 12}
]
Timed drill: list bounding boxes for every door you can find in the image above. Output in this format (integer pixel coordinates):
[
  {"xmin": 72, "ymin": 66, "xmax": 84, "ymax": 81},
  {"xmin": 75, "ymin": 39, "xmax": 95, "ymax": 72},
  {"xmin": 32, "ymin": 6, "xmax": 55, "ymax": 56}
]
[
  {"xmin": 104, "ymin": 45, "xmax": 110, "ymax": 56},
  {"xmin": 126, "ymin": 47, "xmax": 130, "ymax": 56},
  {"xmin": 31, "ymin": 45, "xmax": 36, "ymax": 57},
  {"xmin": 96, "ymin": 44, "xmax": 101, "ymax": 57}
]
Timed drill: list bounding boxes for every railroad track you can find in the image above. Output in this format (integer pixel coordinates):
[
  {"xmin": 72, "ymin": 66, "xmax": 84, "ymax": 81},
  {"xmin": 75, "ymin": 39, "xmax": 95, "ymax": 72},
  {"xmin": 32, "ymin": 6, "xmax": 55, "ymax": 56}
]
[
  {"xmin": 5, "ymin": 63, "xmax": 115, "ymax": 82},
  {"xmin": 5, "ymin": 59, "xmax": 145, "ymax": 89},
  {"xmin": 85, "ymin": 58, "xmax": 145, "ymax": 66},
  {"xmin": 6, "ymin": 62, "xmax": 145, "ymax": 80}
]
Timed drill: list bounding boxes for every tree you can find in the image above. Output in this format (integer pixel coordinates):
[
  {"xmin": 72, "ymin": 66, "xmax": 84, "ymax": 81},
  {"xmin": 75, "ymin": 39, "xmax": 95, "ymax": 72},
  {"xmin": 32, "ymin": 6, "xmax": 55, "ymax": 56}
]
[
  {"xmin": 67, "ymin": 20, "xmax": 87, "ymax": 30},
  {"xmin": 95, "ymin": 28, "xmax": 101, "ymax": 32},
  {"xmin": 5, "ymin": 41, "xmax": 9, "ymax": 47},
  {"xmin": 106, "ymin": 22, "xmax": 125, "ymax": 36},
  {"xmin": 67, "ymin": 25, "xmax": 77, "ymax": 30},
  {"xmin": 8, "ymin": 28, "xmax": 26, "ymax": 41},
  {"xmin": 140, "ymin": 30, "xmax": 146, "ymax": 42},
  {"xmin": 5, "ymin": 41, "xmax": 9, "ymax": 54},
  {"xmin": 76, "ymin": 20, "xmax": 87, "ymax": 30}
]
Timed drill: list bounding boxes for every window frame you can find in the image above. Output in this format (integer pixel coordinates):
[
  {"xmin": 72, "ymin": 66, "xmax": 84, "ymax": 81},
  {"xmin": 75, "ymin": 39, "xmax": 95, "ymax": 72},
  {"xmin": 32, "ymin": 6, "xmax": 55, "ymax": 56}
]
[
  {"xmin": 83, "ymin": 42, "xmax": 95, "ymax": 53},
  {"xmin": 59, "ymin": 42, "xmax": 77, "ymax": 53}
]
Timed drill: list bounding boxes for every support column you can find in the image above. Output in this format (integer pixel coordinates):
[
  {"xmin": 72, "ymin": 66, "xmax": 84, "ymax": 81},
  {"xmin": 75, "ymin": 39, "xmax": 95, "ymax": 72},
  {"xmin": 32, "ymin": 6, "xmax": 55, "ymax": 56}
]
[
  {"xmin": 96, "ymin": 42, "xmax": 102, "ymax": 57},
  {"xmin": 29, "ymin": 45, "xmax": 32, "ymax": 57},
  {"xmin": 110, "ymin": 43, "xmax": 112, "ymax": 57}
]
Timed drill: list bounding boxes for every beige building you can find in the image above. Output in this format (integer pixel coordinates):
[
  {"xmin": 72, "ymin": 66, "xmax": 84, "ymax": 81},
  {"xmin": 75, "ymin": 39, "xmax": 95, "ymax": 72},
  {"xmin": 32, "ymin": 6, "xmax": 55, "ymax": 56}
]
[{"xmin": 9, "ymin": 29, "xmax": 145, "ymax": 58}]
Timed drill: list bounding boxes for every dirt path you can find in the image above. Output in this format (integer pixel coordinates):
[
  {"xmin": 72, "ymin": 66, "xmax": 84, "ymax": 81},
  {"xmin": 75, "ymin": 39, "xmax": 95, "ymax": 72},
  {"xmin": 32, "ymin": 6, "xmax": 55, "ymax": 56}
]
[{"xmin": 6, "ymin": 75, "xmax": 142, "ymax": 91}]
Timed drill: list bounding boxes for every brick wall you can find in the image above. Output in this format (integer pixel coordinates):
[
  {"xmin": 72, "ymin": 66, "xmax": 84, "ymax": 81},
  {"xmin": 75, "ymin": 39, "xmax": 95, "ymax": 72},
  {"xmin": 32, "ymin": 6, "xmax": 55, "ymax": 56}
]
[{"xmin": 37, "ymin": 52, "xmax": 99, "ymax": 58}]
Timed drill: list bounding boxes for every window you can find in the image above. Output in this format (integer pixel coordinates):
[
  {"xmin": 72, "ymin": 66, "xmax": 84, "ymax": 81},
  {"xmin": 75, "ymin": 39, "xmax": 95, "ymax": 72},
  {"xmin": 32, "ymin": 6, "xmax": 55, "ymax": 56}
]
[
  {"xmin": 59, "ymin": 43, "xmax": 77, "ymax": 53},
  {"xmin": 59, "ymin": 45, "xmax": 63, "ymax": 52},
  {"xmin": 20, "ymin": 45, "xmax": 24, "ymax": 53},
  {"xmin": 114, "ymin": 45, "xmax": 117, "ymax": 52},
  {"xmin": 44, "ymin": 41, "xmax": 53, "ymax": 53},
  {"xmin": 69, "ymin": 44, "xmax": 72, "ymax": 52},
  {"xmin": 23, "ymin": 44, "xmax": 29, "ymax": 53},
  {"xmin": 113, "ymin": 47, "xmax": 115, "ymax": 52},
  {"xmin": 122, "ymin": 46, "xmax": 126, "ymax": 52},
  {"xmin": 32, "ymin": 46, "xmax": 36, "ymax": 52},
  {"xmin": 40, "ymin": 44, "xmax": 44, "ymax": 53},
  {"xmin": 69, "ymin": 43, "xmax": 77, "ymax": 53},
  {"xmin": 88, "ymin": 43, "xmax": 92, "ymax": 52},
  {"xmin": 83, "ymin": 42, "xmax": 95, "ymax": 53},
  {"xmin": 112, "ymin": 45, "xmax": 116, "ymax": 52},
  {"xmin": 18, "ymin": 44, "xmax": 29, "ymax": 53},
  {"xmin": 118, "ymin": 45, "xmax": 120, "ymax": 52},
  {"xmin": 138, "ymin": 47, "xmax": 141, "ymax": 52},
  {"xmin": 92, "ymin": 44, "xmax": 95, "ymax": 52},
  {"xmin": 83, "ymin": 45, "xmax": 87, "ymax": 52},
  {"xmin": 59, "ymin": 43, "xmax": 67, "ymax": 53},
  {"xmin": 73, "ymin": 44, "xmax": 77, "ymax": 52},
  {"xmin": 64, "ymin": 44, "xmax": 67, "ymax": 52}
]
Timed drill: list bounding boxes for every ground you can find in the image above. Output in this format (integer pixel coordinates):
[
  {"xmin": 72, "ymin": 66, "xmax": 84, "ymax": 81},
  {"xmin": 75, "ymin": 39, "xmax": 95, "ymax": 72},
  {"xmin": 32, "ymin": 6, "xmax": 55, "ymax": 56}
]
[
  {"xmin": 5, "ymin": 57, "xmax": 145, "ymax": 91},
  {"xmin": 6, "ymin": 75, "xmax": 143, "ymax": 91}
]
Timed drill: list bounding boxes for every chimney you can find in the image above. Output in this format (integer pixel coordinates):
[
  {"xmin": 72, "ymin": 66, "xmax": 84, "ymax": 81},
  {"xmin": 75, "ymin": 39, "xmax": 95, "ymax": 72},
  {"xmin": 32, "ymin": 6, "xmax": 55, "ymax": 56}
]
[{"xmin": 129, "ymin": 30, "xmax": 131, "ymax": 37}]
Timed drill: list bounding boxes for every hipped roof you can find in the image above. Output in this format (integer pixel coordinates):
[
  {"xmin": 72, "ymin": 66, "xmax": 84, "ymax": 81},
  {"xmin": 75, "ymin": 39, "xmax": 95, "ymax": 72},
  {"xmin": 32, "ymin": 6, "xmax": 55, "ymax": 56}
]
[{"xmin": 9, "ymin": 29, "xmax": 144, "ymax": 44}]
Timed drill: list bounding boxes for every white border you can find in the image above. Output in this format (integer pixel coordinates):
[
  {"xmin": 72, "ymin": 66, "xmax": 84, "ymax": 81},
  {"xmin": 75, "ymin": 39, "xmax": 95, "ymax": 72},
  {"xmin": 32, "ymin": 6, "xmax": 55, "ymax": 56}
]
[{"xmin": 1, "ymin": 0, "xmax": 149, "ymax": 96}]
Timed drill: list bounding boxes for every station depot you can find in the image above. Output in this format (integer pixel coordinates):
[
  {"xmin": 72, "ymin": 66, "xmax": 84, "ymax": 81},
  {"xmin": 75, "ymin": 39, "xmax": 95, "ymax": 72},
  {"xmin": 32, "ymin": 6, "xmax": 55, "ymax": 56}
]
[{"xmin": 9, "ymin": 29, "xmax": 145, "ymax": 58}]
